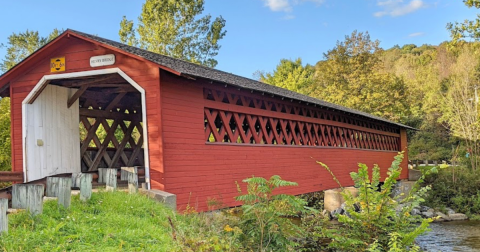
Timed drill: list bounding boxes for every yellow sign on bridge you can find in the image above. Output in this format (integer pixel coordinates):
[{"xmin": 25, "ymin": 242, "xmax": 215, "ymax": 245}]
[{"xmin": 50, "ymin": 57, "xmax": 65, "ymax": 73}]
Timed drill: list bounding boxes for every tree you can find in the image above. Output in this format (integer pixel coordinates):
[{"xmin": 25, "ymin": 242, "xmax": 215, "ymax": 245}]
[
  {"xmin": 447, "ymin": 0, "xmax": 480, "ymax": 43},
  {"xmin": 312, "ymin": 31, "xmax": 409, "ymax": 122},
  {"xmin": 259, "ymin": 58, "xmax": 314, "ymax": 94},
  {"xmin": 0, "ymin": 29, "xmax": 61, "ymax": 73},
  {"xmin": 0, "ymin": 98, "xmax": 10, "ymax": 172},
  {"xmin": 119, "ymin": 0, "xmax": 226, "ymax": 68},
  {"xmin": 440, "ymin": 45, "xmax": 480, "ymax": 170}
]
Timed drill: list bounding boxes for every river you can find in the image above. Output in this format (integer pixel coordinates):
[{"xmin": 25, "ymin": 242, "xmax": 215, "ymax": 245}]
[{"xmin": 416, "ymin": 220, "xmax": 480, "ymax": 252}]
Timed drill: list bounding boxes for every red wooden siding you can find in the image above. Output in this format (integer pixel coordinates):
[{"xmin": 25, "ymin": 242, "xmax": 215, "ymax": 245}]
[
  {"xmin": 7, "ymin": 36, "xmax": 166, "ymax": 189},
  {"xmin": 160, "ymin": 71, "xmax": 408, "ymax": 211}
]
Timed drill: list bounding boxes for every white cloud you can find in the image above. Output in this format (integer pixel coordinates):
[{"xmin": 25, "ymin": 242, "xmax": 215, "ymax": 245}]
[
  {"xmin": 263, "ymin": 0, "xmax": 292, "ymax": 12},
  {"xmin": 261, "ymin": 0, "xmax": 325, "ymax": 14},
  {"xmin": 374, "ymin": 0, "xmax": 426, "ymax": 17},
  {"xmin": 408, "ymin": 32, "xmax": 425, "ymax": 37}
]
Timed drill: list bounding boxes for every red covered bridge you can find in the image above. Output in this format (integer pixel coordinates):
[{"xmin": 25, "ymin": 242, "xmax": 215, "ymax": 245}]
[{"xmin": 0, "ymin": 30, "xmax": 410, "ymax": 211}]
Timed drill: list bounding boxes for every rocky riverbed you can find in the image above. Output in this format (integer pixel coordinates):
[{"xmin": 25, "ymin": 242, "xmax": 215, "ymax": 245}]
[
  {"xmin": 411, "ymin": 206, "xmax": 468, "ymax": 222},
  {"xmin": 326, "ymin": 203, "xmax": 468, "ymax": 222}
]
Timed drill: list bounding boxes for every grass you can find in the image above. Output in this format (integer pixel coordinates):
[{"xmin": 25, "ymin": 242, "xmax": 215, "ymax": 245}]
[{"xmin": 0, "ymin": 191, "xmax": 179, "ymax": 252}]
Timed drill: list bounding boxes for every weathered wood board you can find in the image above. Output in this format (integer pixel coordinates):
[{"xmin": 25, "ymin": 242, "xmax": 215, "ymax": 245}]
[
  {"xmin": 11, "ymin": 184, "xmax": 44, "ymax": 215},
  {"xmin": 105, "ymin": 168, "xmax": 117, "ymax": 191},
  {"xmin": 24, "ymin": 85, "xmax": 80, "ymax": 182},
  {"xmin": 80, "ymin": 173, "xmax": 93, "ymax": 201},
  {"xmin": 0, "ymin": 198, "xmax": 7, "ymax": 234}
]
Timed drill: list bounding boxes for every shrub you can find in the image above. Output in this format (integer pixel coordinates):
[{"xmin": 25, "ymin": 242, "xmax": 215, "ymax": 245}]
[
  {"xmin": 171, "ymin": 211, "xmax": 244, "ymax": 252},
  {"xmin": 424, "ymin": 165, "xmax": 480, "ymax": 215},
  {"xmin": 315, "ymin": 153, "xmax": 431, "ymax": 252},
  {"xmin": 235, "ymin": 175, "xmax": 309, "ymax": 252},
  {"xmin": 298, "ymin": 191, "xmax": 324, "ymax": 210}
]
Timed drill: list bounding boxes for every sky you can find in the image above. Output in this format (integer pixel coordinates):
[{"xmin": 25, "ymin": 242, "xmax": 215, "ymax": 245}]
[{"xmin": 0, "ymin": 0, "xmax": 478, "ymax": 79}]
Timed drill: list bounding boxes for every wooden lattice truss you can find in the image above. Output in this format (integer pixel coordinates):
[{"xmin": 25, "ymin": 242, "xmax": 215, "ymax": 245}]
[
  {"xmin": 49, "ymin": 74, "xmax": 144, "ymax": 171},
  {"xmin": 204, "ymin": 87, "xmax": 400, "ymax": 151}
]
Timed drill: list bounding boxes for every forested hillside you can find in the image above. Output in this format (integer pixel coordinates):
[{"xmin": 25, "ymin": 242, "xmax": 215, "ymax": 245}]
[{"xmin": 262, "ymin": 37, "xmax": 480, "ymax": 164}]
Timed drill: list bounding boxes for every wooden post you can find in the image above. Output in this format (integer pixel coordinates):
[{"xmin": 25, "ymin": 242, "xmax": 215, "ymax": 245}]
[
  {"xmin": 12, "ymin": 184, "xmax": 44, "ymax": 216},
  {"xmin": 124, "ymin": 167, "xmax": 138, "ymax": 194},
  {"xmin": 72, "ymin": 173, "xmax": 83, "ymax": 188},
  {"xmin": 434, "ymin": 160, "xmax": 438, "ymax": 166},
  {"xmin": 424, "ymin": 160, "xmax": 428, "ymax": 166},
  {"xmin": 105, "ymin": 168, "xmax": 117, "ymax": 191},
  {"xmin": 46, "ymin": 177, "xmax": 60, "ymax": 197},
  {"xmin": 415, "ymin": 160, "xmax": 419, "ymax": 168},
  {"xmin": 12, "ymin": 184, "xmax": 26, "ymax": 209},
  {"xmin": 0, "ymin": 198, "xmax": 7, "ymax": 234},
  {"xmin": 98, "ymin": 168, "xmax": 107, "ymax": 183},
  {"xmin": 120, "ymin": 168, "xmax": 128, "ymax": 181},
  {"xmin": 80, "ymin": 173, "xmax": 93, "ymax": 201},
  {"xmin": 57, "ymin": 177, "xmax": 72, "ymax": 208}
]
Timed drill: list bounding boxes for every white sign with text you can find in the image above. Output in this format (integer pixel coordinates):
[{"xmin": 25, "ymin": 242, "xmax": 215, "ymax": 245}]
[{"xmin": 90, "ymin": 54, "xmax": 115, "ymax": 67}]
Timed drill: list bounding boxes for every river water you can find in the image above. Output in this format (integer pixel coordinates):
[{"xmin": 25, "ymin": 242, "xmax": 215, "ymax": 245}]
[{"xmin": 416, "ymin": 220, "xmax": 480, "ymax": 252}]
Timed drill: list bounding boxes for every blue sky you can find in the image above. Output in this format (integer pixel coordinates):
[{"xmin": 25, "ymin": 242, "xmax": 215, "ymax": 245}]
[{"xmin": 0, "ymin": 0, "xmax": 477, "ymax": 78}]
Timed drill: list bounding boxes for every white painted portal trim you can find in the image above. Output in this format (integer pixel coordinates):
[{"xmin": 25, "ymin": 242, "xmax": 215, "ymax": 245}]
[{"xmin": 22, "ymin": 68, "xmax": 151, "ymax": 189}]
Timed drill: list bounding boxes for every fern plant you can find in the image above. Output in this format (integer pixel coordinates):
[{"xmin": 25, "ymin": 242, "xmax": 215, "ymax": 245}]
[
  {"xmin": 235, "ymin": 175, "xmax": 309, "ymax": 252},
  {"xmin": 317, "ymin": 152, "xmax": 432, "ymax": 252}
]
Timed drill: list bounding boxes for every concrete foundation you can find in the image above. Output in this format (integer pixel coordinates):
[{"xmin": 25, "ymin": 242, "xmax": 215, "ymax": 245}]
[
  {"xmin": 408, "ymin": 169, "xmax": 422, "ymax": 181},
  {"xmin": 392, "ymin": 180, "xmax": 416, "ymax": 200},
  {"xmin": 324, "ymin": 187, "xmax": 359, "ymax": 212},
  {"xmin": 141, "ymin": 189, "xmax": 177, "ymax": 211}
]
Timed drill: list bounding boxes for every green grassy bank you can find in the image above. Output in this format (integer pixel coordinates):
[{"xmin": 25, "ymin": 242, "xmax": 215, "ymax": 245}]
[{"xmin": 0, "ymin": 191, "xmax": 178, "ymax": 252}]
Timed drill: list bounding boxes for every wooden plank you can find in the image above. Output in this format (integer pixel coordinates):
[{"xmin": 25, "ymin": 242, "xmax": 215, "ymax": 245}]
[
  {"xmin": 105, "ymin": 168, "xmax": 117, "ymax": 192},
  {"xmin": 97, "ymin": 168, "xmax": 107, "ymax": 183},
  {"xmin": 67, "ymin": 85, "xmax": 88, "ymax": 108},
  {"xmin": 57, "ymin": 177, "xmax": 72, "ymax": 208},
  {"xmin": 127, "ymin": 137, "xmax": 144, "ymax": 166},
  {"xmin": 72, "ymin": 173, "xmax": 82, "ymax": 188},
  {"xmin": 12, "ymin": 184, "xmax": 27, "ymax": 209},
  {"xmin": 0, "ymin": 172, "xmax": 24, "ymax": 182},
  {"xmin": 0, "ymin": 198, "xmax": 7, "ymax": 235},
  {"xmin": 46, "ymin": 177, "xmax": 60, "ymax": 197},
  {"xmin": 120, "ymin": 169, "xmax": 128, "ymax": 181},
  {"xmin": 61, "ymin": 75, "xmax": 117, "ymax": 88},
  {"xmin": 90, "ymin": 119, "xmax": 119, "ymax": 170},
  {"xmin": 79, "ymin": 108, "xmax": 142, "ymax": 121},
  {"xmin": 80, "ymin": 173, "xmax": 93, "ymax": 201},
  {"xmin": 12, "ymin": 184, "xmax": 44, "ymax": 215},
  {"xmin": 124, "ymin": 167, "xmax": 138, "ymax": 194},
  {"xmin": 25, "ymin": 85, "xmax": 81, "ymax": 181},
  {"xmin": 110, "ymin": 121, "xmax": 135, "ymax": 167},
  {"xmin": 104, "ymin": 92, "xmax": 127, "ymax": 112}
]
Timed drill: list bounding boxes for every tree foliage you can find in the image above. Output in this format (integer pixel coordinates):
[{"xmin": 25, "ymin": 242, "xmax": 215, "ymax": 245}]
[
  {"xmin": 439, "ymin": 45, "xmax": 480, "ymax": 169},
  {"xmin": 447, "ymin": 0, "xmax": 480, "ymax": 43},
  {"xmin": 260, "ymin": 58, "xmax": 314, "ymax": 94},
  {"xmin": 311, "ymin": 31, "xmax": 409, "ymax": 122},
  {"xmin": 119, "ymin": 0, "xmax": 226, "ymax": 68},
  {"xmin": 0, "ymin": 98, "xmax": 11, "ymax": 172},
  {"xmin": 235, "ymin": 175, "xmax": 308, "ymax": 251},
  {"xmin": 0, "ymin": 29, "xmax": 62, "ymax": 73}
]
